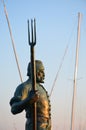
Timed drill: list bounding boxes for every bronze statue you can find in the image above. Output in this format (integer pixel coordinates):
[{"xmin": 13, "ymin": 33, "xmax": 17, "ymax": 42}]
[{"xmin": 10, "ymin": 60, "xmax": 51, "ymax": 130}]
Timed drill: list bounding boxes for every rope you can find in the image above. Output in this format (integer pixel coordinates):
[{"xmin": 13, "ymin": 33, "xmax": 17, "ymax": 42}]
[
  {"xmin": 49, "ymin": 19, "xmax": 77, "ymax": 97},
  {"xmin": 49, "ymin": 43, "xmax": 69, "ymax": 97},
  {"xmin": 2, "ymin": 0, "xmax": 23, "ymax": 82}
]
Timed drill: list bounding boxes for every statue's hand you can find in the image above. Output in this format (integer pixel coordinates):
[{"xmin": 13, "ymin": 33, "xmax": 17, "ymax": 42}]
[{"xmin": 29, "ymin": 90, "xmax": 39, "ymax": 104}]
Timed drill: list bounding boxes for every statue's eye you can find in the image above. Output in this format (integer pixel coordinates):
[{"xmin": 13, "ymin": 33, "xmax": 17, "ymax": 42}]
[{"xmin": 39, "ymin": 69, "xmax": 44, "ymax": 73}]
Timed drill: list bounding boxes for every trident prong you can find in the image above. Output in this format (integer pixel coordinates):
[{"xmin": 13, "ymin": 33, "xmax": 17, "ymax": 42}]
[{"xmin": 28, "ymin": 19, "xmax": 36, "ymax": 46}]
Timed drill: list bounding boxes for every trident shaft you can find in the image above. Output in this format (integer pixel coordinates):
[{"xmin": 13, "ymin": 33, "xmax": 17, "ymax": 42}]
[{"xmin": 28, "ymin": 19, "xmax": 37, "ymax": 130}]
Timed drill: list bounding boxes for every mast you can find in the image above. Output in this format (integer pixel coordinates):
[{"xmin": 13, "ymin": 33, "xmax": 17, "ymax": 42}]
[
  {"xmin": 2, "ymin": 0, "xmax": 23, "ymax": 82},
  {"xmin": 70, "ymin": 12, "xmax": 82, "ymax": 130}
]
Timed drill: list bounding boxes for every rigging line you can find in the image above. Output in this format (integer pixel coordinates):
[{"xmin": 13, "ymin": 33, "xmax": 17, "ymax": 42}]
[
  {"xmin": 49, "ymin": 18, "xmax": 77, "ymax": 97},
  {"xmin": 49, "ymin": 42, "xmax": 69, "ymax": 97},
  {"xmin": 2, "ymin": 0, "xmax": 23, "ymax": 82}
]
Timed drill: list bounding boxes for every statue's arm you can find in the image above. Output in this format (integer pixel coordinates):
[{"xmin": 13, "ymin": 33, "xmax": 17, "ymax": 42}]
[
  {"xmin": 10, "ymin": 91, "xmax": 39, "ymax": 115},
  {"xmin": 10, "ymin": 97, "xmax": 29, "ymax": 114}
]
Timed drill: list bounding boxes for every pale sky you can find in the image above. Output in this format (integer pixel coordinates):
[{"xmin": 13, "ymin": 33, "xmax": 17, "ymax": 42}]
[{"xmin": 0, "ymin": 0, "xmax": 86, "ymax": 130}]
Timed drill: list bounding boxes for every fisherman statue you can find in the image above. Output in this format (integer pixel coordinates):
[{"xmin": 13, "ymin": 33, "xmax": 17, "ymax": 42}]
[
  {"xmin": 9, "ymin": 19, "xmax": 51, "ymax": 130},
  {"xmin": 10, "ymin": 60, "xmax": 51, "ymax": 130}
]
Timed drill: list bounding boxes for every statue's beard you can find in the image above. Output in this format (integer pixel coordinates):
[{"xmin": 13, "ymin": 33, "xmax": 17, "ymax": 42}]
[{"xmin": 36, "ymin": 77, "xmax": 44, "ymax": 83}]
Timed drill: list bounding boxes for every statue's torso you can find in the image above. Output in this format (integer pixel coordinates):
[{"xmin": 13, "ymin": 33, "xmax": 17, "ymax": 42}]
[{"xmin": 13, "ymin": 79, "xmax": 51, "ymax": 130}]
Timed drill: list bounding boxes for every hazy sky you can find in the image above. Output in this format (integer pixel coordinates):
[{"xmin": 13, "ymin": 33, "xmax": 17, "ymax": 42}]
[{"xmin": 0, "ymin": 0, "xmax": 86, "ymax": 130}]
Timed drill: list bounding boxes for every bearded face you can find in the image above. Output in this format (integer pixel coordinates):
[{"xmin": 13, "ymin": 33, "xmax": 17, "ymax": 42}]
[
  {"xmin": 36, "ymin": 66, "xmax": 45, "ymax": 83},
  {"xmin": 27, "ymin": 60, "xmax": 45, "ymax": 83}
]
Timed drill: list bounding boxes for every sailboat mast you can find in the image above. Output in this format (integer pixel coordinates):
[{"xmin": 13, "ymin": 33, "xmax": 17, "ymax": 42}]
[
  {"xmin": 2, "ymin": 0, "xmax": 23, "ymax": 82},
  {"xmin": 70, "ymin": 12, "xmax": 82, "ymax": 130}
]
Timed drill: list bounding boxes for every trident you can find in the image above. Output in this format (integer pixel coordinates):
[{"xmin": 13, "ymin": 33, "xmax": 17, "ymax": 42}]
[{"xmin": 28, "ymin": 19, "xmax": 37, "ymax": 130}]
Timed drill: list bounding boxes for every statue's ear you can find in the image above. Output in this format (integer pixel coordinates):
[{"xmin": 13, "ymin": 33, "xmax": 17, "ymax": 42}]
[{"xmin": 36, "ymin": 70, "xmax": 40, "ymax": 77}]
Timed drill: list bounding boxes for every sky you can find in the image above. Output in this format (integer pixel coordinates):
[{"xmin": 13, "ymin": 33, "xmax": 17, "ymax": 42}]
[{"xmin": 0, "ymin": 0, "xmax": 86, "ymax": 130}]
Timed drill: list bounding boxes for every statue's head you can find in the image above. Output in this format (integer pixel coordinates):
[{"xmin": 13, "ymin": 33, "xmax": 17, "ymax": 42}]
[{"xmin": 27, "ymin": 60, "xmax": 45, "ymax": 83}]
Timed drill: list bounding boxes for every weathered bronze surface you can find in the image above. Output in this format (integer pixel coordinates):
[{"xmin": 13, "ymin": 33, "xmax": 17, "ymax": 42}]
[{"xmin": 10, "ymin": 60, "xmax": 51, "ymax": 130}]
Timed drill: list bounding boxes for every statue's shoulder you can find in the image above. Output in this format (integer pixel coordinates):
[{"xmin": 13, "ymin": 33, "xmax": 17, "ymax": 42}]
[
  {"xmin": 14, "ymin": 79, "xmax": 31, "ymax": 96},
  {"xmin": 15, "ymin": 83, "xmax": 24, "ymax": 93},
  {"xmin": 10, "ymin": 83, "xmax": 24, "ymax": 106},
  {"xmin": 16, "ymin": 79, "xmax": 31, "ymax": 91}
]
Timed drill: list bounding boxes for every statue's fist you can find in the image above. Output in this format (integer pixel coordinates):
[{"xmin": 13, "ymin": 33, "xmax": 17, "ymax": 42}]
[{"xmin": 29, "ymin": 90, "xmax": 39, "ymax": 103}]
